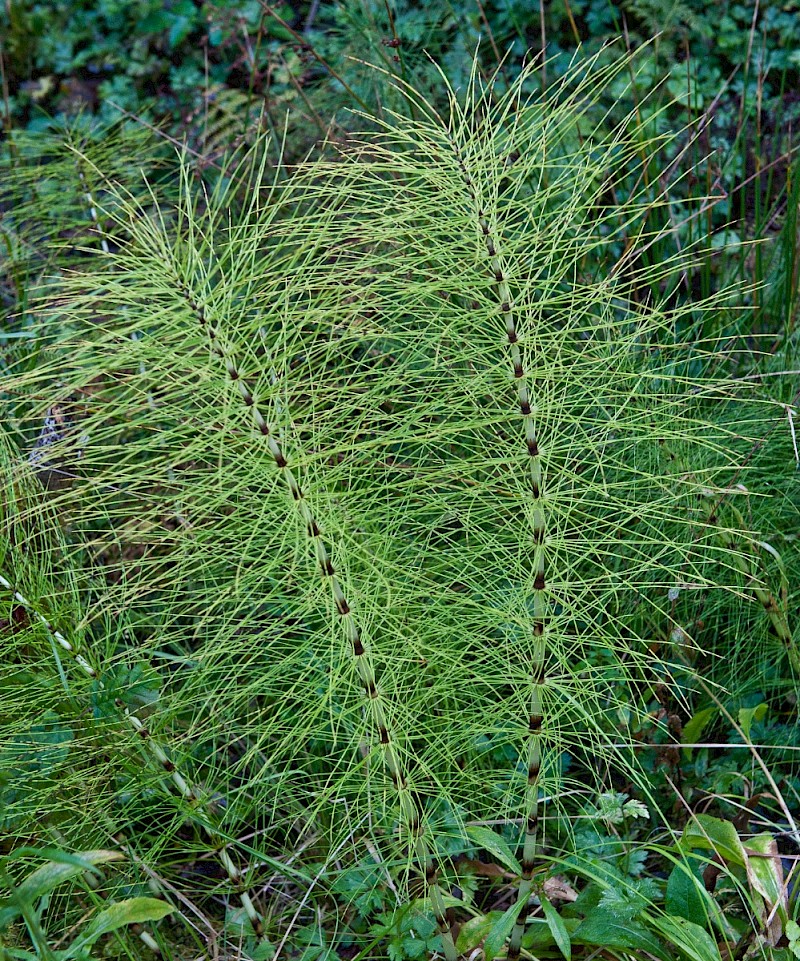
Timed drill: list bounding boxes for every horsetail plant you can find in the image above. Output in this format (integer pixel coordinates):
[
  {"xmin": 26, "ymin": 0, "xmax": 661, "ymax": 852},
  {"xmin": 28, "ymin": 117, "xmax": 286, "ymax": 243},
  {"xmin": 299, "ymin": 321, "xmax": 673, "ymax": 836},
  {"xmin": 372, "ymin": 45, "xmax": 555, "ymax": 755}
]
[
  {"xmin": 0, "ymin": 556, "xmax": 266, "ymax": 938},
  {"xmin": 7, "ymin": 134, "xmax": 461, "ymax": 953},
  {"xmin": 440, "ymin": 84, "xmax": 549, "ymax": 959},
  {"xmin": 163, "ymin": 205, "xmax": 459, "ymax": 958},
  {"xmin": 708, "ymin": 498, "xmax": 798, "ymax": 672},
  {"xmin": 3, "ymin": 50, "xmax": 778, "ymax": 958},
  {"xmin": 653, "ymin": 424, "xmax": 799, "ymax": 678}
]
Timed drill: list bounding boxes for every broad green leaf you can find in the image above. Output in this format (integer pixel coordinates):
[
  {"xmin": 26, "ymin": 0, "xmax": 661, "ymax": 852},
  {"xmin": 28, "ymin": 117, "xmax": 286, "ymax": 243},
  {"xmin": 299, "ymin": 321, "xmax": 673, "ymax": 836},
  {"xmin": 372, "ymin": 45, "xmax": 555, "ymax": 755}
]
[
  {"xmin": 387, "ymin": 943, "xmax": 404, "ymax": 961},
  {"xmin": 251, "ymin": 941, "xmax": 276, "ymax": 961},
  {"xmin": 484, "ymin": 899, "xmax": 527, "ymax": 961},
  {"xmin": 73, "ymin": 897, "xmax": 172, "ymax": 947},
  {"xmin": 745, "ymin": 833, "xmax": 784, "ymax": 906},
  {"xmin": 265, "ymin": 5, "xmax": 296, "ymax": 40},
  {"xmin": 455, "ymin": 913, "xmax": 497, "ymax": 954},
  {"xmin": 622, "ymin": 799, "xmax": 649, "ymax": 820},
  {"xmin": 541, "ymin": 895, "xmax": 571, "ymax": 961},
  {"xmin": 650, "ymin": 915, "xmax": 721, "ymax": 961},
  {"xmin": 465, "ymin": 826, "xmax": 522, "ymax": 875},
  {"xmin": 573, "ymin": 907, "xmax": 667, "ymax": 957},
  {"xmin": 665, "ymin": 862, "xmax": 710, "ymax": 926},
  {"xmin": 738, "ymin": 703, "xmax": 767, "ymax": 740},
  {"xmin": 520, "ymin": 918, "xmax": 557, "ymax": 950},
  {"xmin": 681, "ymin": 708, "xmax": 716, "ymax": 758},
  {"xmin": 136, "ymin": 10, "xmax": 171, "ymax": 33},
  {"xmin": 2, "ymin": 846, "xmax": 104, "ymax": 867},
  {"xmin": 744, "ymin": 833, "xmax": 786, "ymax": 944},
  {"xmin": 2, "ymin": 712, "xmax": 73, "ymax": 775},
  {"xmin": 401, "ymin": 935, "xmax": 427, "ymax": 959},
  {"xmin": 168, "ymin": 15, "xmax": 194, "ymax": 49},
  {"xmin": 0, "ymin": 896, "xmax": 17, "ymax": 929},
  {"xmin": 15, "ymin": 851, "xmax": 124, "ymax": 903},
  {"xmin": 680, "ymin": 815, "xmax": 746, "ymax": 867}
]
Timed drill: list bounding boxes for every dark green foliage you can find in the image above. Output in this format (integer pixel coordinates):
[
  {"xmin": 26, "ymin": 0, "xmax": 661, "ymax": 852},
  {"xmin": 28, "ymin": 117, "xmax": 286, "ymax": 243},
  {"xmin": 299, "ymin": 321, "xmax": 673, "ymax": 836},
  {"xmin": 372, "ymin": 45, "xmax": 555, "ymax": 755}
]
[{"xmin": 3, "ymin": 0, "xmax": 800, "ymax": 134}]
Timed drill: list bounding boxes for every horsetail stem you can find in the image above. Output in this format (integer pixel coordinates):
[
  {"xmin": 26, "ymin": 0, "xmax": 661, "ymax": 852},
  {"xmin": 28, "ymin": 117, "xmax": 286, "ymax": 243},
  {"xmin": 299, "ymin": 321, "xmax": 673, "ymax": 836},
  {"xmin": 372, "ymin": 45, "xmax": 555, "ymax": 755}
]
[
  {"xmin": 174, "ymin": 280, "xmax": 459, "ymax": 961},
  {"xmin": 78, "ymin": 160, "xmax": 159, "ymax": 418},
  {"xmin": 0, "ymin": 571, "xmax": 265, "ymax": 937},
  {"xmin": 76, "ymin": 162, "xmax": 110, "ymax": 256},
  {"xmin": 446, "ymin": 132, "xmax": 548, "ymax": 959},
  {"xmin": 131, "ymin": 925, "xmax": 162, "ymax": 955},
  {"xmin": 706, "ymin": 504, "xmax": 799, "ymax": 672},
  {"xmin": 0, "ymin": 573, "xmax": 98, "ymax": 679},
  {"xmin": 48, "ymin": 826, "xmax": 163, "ymax": 955},
  {"xmin": 660, "ymin": 434, "xmax": 798, "ymax": 672}
]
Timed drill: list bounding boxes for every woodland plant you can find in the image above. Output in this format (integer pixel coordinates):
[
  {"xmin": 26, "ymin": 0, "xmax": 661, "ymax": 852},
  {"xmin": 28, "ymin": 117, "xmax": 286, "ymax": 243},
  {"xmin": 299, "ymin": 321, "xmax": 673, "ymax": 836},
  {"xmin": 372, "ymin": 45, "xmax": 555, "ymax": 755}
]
[
  {"xmin": 1, "ymin": 51, "xmax": 796, "ymax": 959},
  {"xmin": 0, "ymin": 848, "xmax": 171, "ymax": 959}
]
